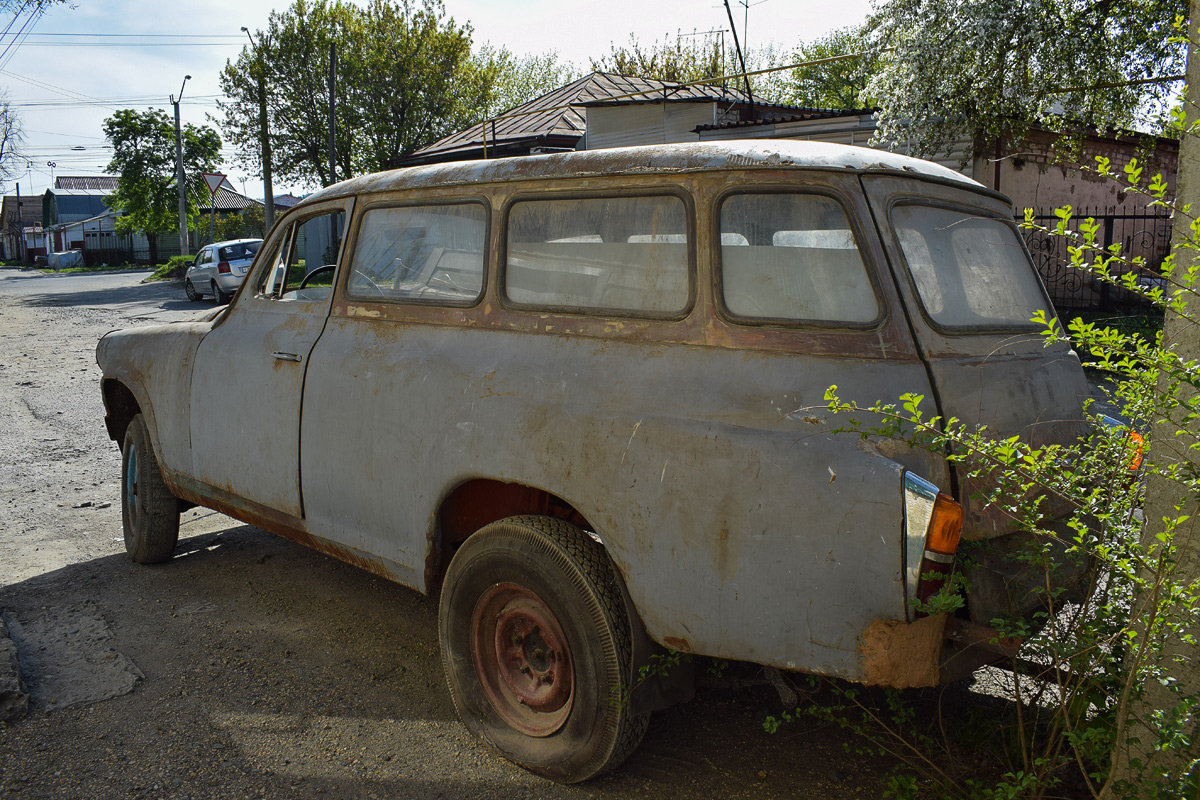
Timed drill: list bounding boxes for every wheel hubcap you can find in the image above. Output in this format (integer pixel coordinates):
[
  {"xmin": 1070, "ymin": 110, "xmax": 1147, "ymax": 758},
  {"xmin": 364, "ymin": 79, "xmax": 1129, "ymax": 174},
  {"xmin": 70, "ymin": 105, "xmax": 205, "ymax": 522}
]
[{"xmin": 471, "ymin": 583, "xmax": 573, "ymax": 736}]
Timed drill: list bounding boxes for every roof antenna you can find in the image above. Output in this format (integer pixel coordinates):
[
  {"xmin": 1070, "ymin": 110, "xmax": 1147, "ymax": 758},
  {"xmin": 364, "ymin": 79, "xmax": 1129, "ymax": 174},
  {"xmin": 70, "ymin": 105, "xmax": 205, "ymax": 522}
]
[{"xmin": 723, "ymin": 0, "xmax": 753, "ymax": 121}]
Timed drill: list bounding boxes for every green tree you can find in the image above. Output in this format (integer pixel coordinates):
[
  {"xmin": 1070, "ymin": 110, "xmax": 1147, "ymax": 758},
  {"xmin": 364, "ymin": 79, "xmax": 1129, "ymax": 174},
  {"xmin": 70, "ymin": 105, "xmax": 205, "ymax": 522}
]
[
  {"xmin": 102, "ymin": 108, "xmax": 221, "ymax": 265},
  {"xmin": 591, "ymin": 31, "xmax": 724, "ymax": 84},
  {"xmin": 345, "ymin": 0, "xmax": 490, "ymax": 173},
  {"xmin": 473, "ymin": 45, "xmax": 579, "ymax": 115},
  {"xmin": 786, "ymin": 26, "xmax": 879, "ymax": 110},
  {"xmin": 207, "ymin": 204, "xmax": 266, "ymax": 245},
  {"xmin": 590, "ymin": 31, "xmax": 793, "ymax": 103},
  {"xmin": 865, "ymin": 0, "xmax": 1189, "ymax": 159},
  {"xmin": 217, "ymin": 0, "xmax": 495, "ymax": 188}
]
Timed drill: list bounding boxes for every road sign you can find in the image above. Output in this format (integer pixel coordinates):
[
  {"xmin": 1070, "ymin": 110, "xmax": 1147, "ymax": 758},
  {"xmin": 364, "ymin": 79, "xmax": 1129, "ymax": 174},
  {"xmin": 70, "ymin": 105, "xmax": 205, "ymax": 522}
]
[{"xmin": 202, "ymin": 172, "xmax": 227, "ymax": 195}]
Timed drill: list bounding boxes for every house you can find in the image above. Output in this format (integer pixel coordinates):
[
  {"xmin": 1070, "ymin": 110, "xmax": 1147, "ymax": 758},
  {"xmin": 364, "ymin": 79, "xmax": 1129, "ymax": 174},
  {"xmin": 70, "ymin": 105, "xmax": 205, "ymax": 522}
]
[
  {"xmin": 38, "ymin": 175, "xmax": 269, "ymax": 265},
  {"xmin": 390, "ymin": 72, "xmax": 811, "ymax": 168},
  {"xmin": 0, "ymin": 193, "xmax": 40, "ymax": 260}
]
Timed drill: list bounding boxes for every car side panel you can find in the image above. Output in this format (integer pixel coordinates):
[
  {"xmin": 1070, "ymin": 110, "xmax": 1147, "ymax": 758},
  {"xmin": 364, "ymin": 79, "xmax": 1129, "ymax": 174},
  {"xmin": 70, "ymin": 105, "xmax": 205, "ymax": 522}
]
[{"xmin": 299, "ymin": 320, "xmax": 937, "ymax": 681}]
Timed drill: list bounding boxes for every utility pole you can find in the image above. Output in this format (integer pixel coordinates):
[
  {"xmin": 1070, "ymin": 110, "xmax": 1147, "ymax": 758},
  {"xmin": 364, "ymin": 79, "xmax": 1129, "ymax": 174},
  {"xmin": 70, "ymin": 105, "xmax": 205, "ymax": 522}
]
[
  {"xmin": 723, "ymin": 0, "xmax": 754, "ymax": 122},
  {"xmin": 241, "ymin": 27, "xmax": 274, "ymax": 232},
  {"xmin": 171, "ymin": 74, "xmax": 191, "ymax": 257},
  {"xmin": 327, "ymin": 43, "xmax": 337, "ymax": 186},
  {"xmin": 15, "ymin": 181, "xmax": 22, "ymax": 263}
]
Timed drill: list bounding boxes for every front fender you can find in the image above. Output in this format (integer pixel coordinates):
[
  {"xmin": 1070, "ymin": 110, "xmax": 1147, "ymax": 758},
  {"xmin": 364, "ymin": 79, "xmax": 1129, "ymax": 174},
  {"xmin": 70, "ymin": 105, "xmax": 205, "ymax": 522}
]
[{"xmin": 96, "ymin": 320, "xmax": 212, "ymax": 481}]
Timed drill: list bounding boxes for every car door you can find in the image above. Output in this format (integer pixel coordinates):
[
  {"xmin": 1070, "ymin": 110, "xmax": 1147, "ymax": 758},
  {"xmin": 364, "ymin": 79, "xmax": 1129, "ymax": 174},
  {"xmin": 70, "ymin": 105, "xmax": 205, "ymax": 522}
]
[
  {"xmin": 189, "ymin": 199, "xmax": 351, "ymax": 518},
  {"xmin": 192, "ymin": 246, "xmax": 212, "ymax": 285}
]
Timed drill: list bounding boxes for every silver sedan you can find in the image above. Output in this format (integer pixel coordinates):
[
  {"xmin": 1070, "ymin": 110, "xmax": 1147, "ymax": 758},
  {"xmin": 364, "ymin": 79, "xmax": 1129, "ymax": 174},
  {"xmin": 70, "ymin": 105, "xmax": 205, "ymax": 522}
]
[{"xmin": 184, "ymin": 238, "xmax": 262, "ymax": 304}]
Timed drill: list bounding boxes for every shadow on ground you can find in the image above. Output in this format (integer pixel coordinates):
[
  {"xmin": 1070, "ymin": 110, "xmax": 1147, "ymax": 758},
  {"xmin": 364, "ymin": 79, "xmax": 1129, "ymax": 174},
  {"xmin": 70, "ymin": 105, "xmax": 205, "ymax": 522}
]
[{"xmin": 0, "ymin": 520, "xmax": 894, "ymax": 799}]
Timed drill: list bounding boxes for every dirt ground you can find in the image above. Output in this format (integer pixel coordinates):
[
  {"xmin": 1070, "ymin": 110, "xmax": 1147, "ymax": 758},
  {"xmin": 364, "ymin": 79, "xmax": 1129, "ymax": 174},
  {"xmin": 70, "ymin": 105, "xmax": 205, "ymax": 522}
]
[{"xmin": 0, "ymin": 268, "xmax": 906, "ymax": 799}]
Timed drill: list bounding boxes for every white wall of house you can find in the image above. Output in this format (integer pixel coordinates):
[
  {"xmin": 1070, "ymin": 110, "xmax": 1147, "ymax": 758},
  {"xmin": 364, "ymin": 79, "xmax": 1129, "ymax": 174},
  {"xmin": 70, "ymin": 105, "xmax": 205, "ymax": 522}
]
[{"xmin": 585, "ymin": 103, "xmax": 724, "ymax": 150}]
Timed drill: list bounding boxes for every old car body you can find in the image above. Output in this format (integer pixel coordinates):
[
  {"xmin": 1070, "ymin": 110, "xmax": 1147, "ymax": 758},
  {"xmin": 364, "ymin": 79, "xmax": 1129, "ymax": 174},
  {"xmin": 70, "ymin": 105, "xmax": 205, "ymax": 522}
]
[{"xmin": 97, "ymin": 141, "xmax": 1090, "ymax": 781}]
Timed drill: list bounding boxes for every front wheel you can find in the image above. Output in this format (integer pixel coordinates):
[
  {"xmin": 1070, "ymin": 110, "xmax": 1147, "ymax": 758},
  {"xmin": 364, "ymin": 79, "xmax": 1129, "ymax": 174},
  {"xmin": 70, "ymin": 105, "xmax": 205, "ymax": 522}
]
[
  {"xmin": 439, "ymin": 515, "xmax": 648, "ymax": 783},
  {"xmin": 121, "ymin": 413, "xmax": 179, "ymax": 563},
  {"xmin": 184, "ymin": 279, "xmax": 201, "ymax": 302}
]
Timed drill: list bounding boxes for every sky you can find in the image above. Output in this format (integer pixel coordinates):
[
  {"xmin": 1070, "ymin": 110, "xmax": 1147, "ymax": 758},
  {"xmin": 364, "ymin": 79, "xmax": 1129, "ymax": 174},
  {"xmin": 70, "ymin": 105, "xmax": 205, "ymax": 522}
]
[{"xmin": 3, "ymin": 0, "xmax": 874, "ymax": 200}]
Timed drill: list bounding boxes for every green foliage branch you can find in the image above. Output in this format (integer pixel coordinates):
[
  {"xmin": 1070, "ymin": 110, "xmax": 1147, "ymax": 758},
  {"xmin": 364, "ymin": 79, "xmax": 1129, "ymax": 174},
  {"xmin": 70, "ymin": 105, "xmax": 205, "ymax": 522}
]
[{"xmin": 765, "ymin": 97, "xmax": 1200, "ymax": 800}]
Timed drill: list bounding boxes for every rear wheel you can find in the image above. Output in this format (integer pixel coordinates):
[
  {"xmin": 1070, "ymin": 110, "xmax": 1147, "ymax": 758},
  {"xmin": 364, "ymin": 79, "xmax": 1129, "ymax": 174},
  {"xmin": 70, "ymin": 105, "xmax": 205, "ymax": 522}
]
[
  {"xmin": 121, "ymin": 413, "xmax": 179, "ymax": 564},
  {"xmin": 212, "ymin": 281, "xmax": 229, "ymax": 305},
  {"xmin": 439, "ymin": 515, "xmax": 648, "ymax": 783}
]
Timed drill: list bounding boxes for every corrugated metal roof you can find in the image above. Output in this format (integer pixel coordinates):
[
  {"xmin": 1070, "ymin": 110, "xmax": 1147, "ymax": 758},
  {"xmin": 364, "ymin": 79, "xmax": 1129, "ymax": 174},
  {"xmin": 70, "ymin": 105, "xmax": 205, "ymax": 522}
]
[
  {"xmin": 201, "ymin": 186, "xmax": 262, "ymax": 212},
  {"xmin": 55, "ymin": 175, "xmax": 119, "ymax": 191},
  {"xmin": 694, "ymin": 107, "xmax": 877, "ymax": 132},
  {"xmin": 406, "ymin": 72, "xmax": 761, "ymax": 161}
]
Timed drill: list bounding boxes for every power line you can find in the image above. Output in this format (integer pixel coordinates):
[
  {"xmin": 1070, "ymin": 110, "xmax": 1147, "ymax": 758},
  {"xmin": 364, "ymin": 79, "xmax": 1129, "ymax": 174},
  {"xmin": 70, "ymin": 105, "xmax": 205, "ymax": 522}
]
[{"xmin": 11, "ymin": 32, "xmax": 244, "ymax": 38}]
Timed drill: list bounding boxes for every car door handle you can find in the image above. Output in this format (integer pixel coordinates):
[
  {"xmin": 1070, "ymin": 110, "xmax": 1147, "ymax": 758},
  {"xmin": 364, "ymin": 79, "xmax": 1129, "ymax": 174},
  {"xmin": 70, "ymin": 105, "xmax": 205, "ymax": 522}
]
[{"xmin": 272, "ymin": 352, "xmax": 302, "ymax": 363}]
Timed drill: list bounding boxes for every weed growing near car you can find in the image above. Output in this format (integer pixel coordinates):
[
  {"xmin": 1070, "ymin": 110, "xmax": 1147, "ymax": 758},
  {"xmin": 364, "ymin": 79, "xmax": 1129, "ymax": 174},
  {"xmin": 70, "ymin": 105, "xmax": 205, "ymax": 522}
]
[{"xmin": 766, "ymin": 147, "xmax": 1200, "ymax": 798}]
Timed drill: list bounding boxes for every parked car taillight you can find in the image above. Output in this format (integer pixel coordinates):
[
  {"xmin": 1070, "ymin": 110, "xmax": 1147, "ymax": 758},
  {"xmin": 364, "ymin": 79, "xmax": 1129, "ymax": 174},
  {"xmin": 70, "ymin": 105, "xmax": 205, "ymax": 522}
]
[
  {"xmin": 217, "ymin": 261, "xmax": 231, "ymax": 274},
  {"xmin": 903, "ymin": 473, "xmax": 963, "ymax": 618}
]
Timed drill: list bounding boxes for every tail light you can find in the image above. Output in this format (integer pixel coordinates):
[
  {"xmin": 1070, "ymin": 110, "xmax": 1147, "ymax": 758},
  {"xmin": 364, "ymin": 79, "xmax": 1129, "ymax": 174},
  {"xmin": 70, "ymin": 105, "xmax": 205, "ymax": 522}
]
[
  {"xmin": 217, "ymin": 261, "xmax": 231, "ymax": 274},
  {"xmin": 1100, "ymin": 415, "xmax": 1144, "ymax": 472},
  {"xmin": 903, "ymin": 473, "xmax": 964, "ymax": 619}
]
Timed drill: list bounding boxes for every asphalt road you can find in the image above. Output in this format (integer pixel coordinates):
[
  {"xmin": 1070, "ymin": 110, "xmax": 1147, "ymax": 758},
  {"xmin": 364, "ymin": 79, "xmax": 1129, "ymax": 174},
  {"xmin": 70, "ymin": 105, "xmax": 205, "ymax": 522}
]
[{"xmin": 0, "ymin": 268, "xmax": 892, "ymax": 800}]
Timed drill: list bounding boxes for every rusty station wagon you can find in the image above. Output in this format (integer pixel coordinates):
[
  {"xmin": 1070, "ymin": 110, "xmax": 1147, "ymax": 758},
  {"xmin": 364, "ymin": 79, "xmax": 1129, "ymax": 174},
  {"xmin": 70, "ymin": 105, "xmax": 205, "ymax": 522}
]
[{"xmin": 97, "ymin": 141, "xmax": 1090, "ymax": 782}]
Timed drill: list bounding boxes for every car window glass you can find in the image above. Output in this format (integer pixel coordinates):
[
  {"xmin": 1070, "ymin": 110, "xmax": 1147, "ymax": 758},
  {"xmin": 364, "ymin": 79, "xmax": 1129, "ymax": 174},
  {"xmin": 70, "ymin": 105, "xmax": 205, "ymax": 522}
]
[
  {"xmin": 260, "ymin": 211, "xmax": 345, "ymax": 302},
  {"xmin": 892, "ymin": 205, "xmax": 1049, "ymax": 329},
  {"xmin": 719, "ymin": 194, "xmax": 878, "ymax": 323},
  {"xmin": 505, "ymin": 195, "xmax": 689, "ymax": 314},
  {"xmin": 347, "ymin": 203, "xmax": 486, "ymax": 303}
]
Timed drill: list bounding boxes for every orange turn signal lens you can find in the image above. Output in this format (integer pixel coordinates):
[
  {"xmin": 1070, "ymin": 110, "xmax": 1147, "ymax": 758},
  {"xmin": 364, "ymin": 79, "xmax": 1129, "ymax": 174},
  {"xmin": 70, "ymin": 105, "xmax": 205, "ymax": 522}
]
[
  {"xmin": 925, "ymin": 493, "xmax": 963, "ymax": 556},
  {"xmin": 1127, "ymin": 430, "xmax": 1145, "ymax": 472}
]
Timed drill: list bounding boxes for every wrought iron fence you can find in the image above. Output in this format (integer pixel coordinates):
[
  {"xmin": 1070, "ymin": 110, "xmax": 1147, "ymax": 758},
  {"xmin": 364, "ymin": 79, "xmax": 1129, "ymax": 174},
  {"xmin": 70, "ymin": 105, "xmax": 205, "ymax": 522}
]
[{"xmin": 1019, "ymin": 206, "xmax": 1172, "ymax": 313}]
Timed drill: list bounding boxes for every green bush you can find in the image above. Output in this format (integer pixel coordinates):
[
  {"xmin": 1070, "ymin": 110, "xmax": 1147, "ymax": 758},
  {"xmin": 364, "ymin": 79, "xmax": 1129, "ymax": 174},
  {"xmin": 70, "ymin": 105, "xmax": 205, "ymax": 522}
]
[{"xmin": 147, "ymin": 255, "xmax": 193, "ymax": 282}]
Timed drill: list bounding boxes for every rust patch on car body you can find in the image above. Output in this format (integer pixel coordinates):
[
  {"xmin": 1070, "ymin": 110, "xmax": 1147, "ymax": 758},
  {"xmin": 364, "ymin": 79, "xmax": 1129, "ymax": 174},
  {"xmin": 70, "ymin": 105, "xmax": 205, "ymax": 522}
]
[
  {"xmin": 858, "ymin": 614, "xmax": 947, "ymax": 688},
  {"xmin": 662, "ymin": 636, "xmax": 692, "ymax": 652}
]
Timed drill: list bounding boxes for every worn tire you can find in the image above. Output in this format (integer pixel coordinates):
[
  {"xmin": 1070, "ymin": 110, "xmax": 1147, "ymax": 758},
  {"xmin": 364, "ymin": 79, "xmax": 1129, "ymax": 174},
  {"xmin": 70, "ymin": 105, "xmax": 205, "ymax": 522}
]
[
  {"xmin": 121, "ymin": 413, "xmax": 179, "ymax": 564},
  {"xmin": 184, "ymin": 279, "xmax": 201, "ymax": 302},
  {"xmin": 439, "ymin": 515, "xmax": 648, "ymax": 783}
]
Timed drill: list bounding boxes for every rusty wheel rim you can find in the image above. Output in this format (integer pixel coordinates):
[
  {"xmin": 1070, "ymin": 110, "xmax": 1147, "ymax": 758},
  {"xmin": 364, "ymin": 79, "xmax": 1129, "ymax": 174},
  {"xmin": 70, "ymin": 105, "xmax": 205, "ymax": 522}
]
[{"xmin": 471, "ymin": 582, "xmax": 573, "ymax": 737}]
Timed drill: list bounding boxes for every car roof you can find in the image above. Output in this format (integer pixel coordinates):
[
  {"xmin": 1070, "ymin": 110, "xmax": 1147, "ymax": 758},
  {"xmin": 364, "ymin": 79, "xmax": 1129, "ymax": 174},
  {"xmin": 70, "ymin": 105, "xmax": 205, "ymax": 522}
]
[
  {"xmin": 301, "ymin": 141, "xmax": 981, "ymax": 208},
  {"xmin": 211, "ymin": 238, "xmax": 262, "ymax": 248}
]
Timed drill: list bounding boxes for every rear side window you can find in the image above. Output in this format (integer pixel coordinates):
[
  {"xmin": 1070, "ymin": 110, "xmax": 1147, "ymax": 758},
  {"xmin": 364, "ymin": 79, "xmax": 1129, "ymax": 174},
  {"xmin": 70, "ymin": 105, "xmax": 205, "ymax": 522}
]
[
  {"xmin": 505, "ymin": 195, "xmax": 689, "ymax": 314},
  {"xmin": 719, "ymin": 193, "xmax": 879, "ymax": 324},
  {"xmin": 892, "ymin": 205, "xmax": 1049, "ymax": 329},
  {"xmin": 218, "ymin": 242, "xmax": 258, "ymax": 261},
  {"xmin": 347, "ymin": 203, "xmax": 487, "ymax": 304}
]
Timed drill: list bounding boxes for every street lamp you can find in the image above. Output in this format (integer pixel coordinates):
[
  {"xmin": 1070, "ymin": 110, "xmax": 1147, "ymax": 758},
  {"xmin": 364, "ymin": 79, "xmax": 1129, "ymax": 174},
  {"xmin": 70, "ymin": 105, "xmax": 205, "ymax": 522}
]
[
  {"xmin": 242, "ymin": 26, "xmax": 275, "ymax": 232},
  {"xmin": 171, "ymin": 74, "xmax": 191, "ymax": 257}
]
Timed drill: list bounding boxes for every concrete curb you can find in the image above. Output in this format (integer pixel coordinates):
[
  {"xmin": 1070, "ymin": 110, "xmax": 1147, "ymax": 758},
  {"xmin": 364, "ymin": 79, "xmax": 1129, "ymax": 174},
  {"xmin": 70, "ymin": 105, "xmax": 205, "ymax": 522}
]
[{"xmin": 0, "ymin": 616, "xmax": 29, "ymax": 722}]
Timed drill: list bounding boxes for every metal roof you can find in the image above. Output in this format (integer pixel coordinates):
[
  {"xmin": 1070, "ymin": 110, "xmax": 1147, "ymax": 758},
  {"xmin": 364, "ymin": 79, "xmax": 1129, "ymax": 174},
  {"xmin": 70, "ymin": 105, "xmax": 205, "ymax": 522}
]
[
  {"xmin": 309, "ymin": 141, "xmax": 980, "ymax": 208},
  {"xmin": 400, "ymin": 72, "xmax": 764, "ymax": 164},
  {"xmin": 201, "ymin": 186, "xmax": 262, "ymax": 212},
  {"xmin": 694, "ymin": 107, "xmax": 877, "ymax": 132},
  {"xmin": 54, "ymin": 175, "xmax": 119, "ymax": 191}
]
